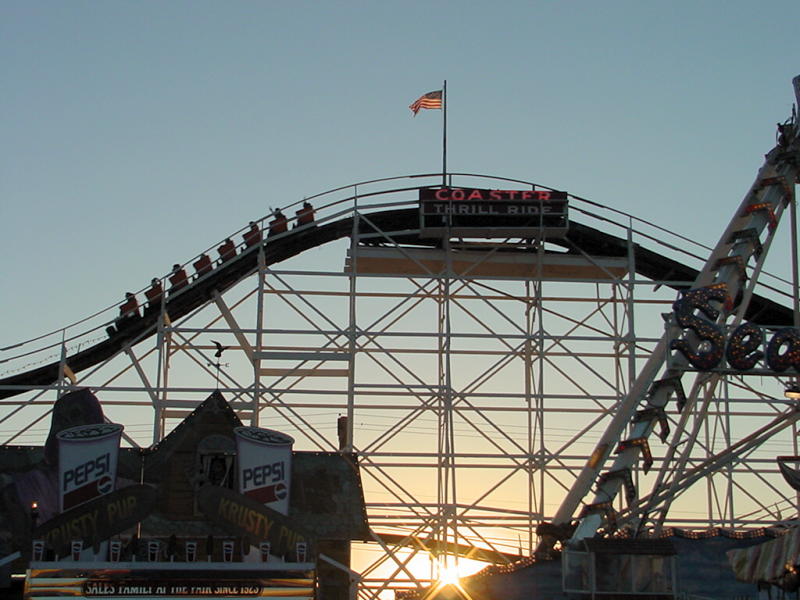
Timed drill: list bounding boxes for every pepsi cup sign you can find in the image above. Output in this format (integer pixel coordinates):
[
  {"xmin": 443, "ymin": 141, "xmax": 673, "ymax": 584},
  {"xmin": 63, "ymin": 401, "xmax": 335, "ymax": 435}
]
[
  {"xmin": 57, "ymin": 423, "xmax": 123, "ymax": 512},
  {"xmin": 235, "ymin": 427, "xmax": 293, "ymax": 516}
]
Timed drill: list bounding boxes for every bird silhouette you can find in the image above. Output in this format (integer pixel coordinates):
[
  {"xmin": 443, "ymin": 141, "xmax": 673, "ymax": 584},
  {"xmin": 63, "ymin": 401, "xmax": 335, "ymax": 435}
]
[{"xmin": 211, "ymin": 340, "xmax": 229, "ymax": 358}]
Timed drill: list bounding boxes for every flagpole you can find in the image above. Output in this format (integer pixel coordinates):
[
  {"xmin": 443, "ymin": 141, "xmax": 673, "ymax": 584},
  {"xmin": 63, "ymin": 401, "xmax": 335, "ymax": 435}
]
[{"xmin": 442, "ymin": 79, "xmax": 447, "ymax": 187}]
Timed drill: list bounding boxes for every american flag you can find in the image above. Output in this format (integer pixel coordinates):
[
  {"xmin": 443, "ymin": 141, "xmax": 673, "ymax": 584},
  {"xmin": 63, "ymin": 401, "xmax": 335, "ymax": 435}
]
[{"xmin": 409, "ymin": 90, "xmax": 443, "ymax": 115}]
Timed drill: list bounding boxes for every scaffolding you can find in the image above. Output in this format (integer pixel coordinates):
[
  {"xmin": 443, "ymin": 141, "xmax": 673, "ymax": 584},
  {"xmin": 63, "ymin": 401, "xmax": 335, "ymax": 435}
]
[{"xmin": 1, "ymin": 172, "xmax": 798, "ymax": 598}]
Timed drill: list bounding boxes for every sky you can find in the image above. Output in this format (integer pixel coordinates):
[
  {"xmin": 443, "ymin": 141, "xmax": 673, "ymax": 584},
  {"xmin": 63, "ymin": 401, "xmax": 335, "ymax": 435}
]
[
  {"xmin": 2, "ymin": 1, "xmax": 800, "ymax": 589},
  {"xmin": 2, "ymin": 0, "xmax": 799, "ymax": 345}
]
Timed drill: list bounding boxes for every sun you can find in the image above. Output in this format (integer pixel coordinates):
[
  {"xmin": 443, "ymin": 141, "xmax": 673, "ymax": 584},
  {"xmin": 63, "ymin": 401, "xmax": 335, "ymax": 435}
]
[
  {"xmin": 428, "ymin": 559, "xmax": 480, "ymax": 600},
  {"xmin": 438, "ymin": 564, "xmax": 461, "ymax": 586}
]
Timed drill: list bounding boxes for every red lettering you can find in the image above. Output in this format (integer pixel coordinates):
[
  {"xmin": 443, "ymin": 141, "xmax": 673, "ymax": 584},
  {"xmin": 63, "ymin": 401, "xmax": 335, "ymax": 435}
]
[{"xmin": 426, "ymin": 187, "xmax": 563, "ymax": 205}]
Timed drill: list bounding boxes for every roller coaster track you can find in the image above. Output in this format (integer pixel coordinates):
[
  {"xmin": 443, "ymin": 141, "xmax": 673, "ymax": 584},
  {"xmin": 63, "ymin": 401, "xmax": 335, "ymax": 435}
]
[
  {"xmin": 0, "ymin": 184, "xmax": 794, "ymax": 401},
  {"xmin": 3, "ymin": 79, "xmax": 798, "ymax": 600},
  {"xmin": 1, "ymin": 166, "xmax": 798, "ymax": 598}
]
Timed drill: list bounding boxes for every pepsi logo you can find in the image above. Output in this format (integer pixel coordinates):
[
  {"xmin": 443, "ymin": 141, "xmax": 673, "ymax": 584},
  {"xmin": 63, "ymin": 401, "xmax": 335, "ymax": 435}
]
[
  {"xmin": 97, "ymin": 474, "xmax": 113, "ymax": 495},
  {"xmin": 275, "ymin": 482, "xmax": 287, "ymax": 500}
]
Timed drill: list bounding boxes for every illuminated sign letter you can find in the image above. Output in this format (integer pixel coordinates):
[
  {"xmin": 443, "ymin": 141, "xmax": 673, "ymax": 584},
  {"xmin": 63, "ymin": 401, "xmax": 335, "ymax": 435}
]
[
  {"xmin": 766, "ymin": 328, "xmax": 800, "ymax": 372},
  {"xmin": 726, "ymin": 323, "xmax": 765, "ymax": 371},
  {"xmin": 670, "ymin": 287, "xmax": 726, "ymax": 370}
]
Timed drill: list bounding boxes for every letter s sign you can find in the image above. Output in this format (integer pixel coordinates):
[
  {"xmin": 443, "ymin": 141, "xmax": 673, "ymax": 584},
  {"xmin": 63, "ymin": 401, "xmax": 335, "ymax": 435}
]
[{"xmin": 670, "ymin": 287, "xmax": 726, "ymax": 370}]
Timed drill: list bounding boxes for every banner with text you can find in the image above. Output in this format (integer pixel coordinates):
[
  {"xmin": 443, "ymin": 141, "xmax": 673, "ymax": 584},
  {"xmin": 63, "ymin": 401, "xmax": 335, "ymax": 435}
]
[{"xmin": 197, "ymin": 485, "xmax": 315, "ymax": 561}]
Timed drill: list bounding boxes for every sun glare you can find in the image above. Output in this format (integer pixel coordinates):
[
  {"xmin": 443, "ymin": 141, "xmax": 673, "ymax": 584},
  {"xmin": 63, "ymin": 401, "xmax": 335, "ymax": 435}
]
[{"xmin": 438, "ymin": 564, "xmax": 461, "ymax": 586}]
